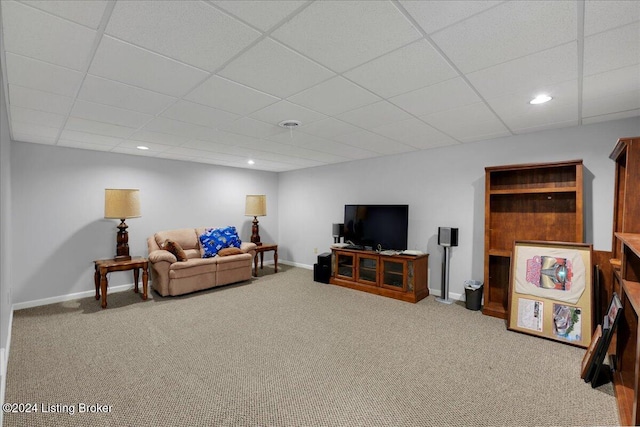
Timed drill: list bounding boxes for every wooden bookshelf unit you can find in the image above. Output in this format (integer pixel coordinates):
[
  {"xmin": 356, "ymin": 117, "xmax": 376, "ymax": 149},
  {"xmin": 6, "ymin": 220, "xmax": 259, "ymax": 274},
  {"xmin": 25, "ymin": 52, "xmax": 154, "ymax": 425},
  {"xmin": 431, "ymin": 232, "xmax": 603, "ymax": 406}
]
[
  {"xmin": 330, "ymin": 248, "xmax": 428, "ymax": 303},
  {"xmin": 612, "ymin": 233, "xmax": 640, "ymax": 426},
  {"xmin": 610, "ymin": 138, "xmax": 640, "ymax": 298},
  {"xmin": 483, "ymin": 160, "xmax": 584, "ymax": 318}
]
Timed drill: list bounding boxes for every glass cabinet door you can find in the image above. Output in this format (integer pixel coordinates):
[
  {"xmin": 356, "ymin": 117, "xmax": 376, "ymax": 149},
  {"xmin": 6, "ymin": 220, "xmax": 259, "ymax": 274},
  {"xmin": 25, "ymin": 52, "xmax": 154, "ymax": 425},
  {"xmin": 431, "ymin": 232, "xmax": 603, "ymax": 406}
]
[
  {"xmin": 357, "ymin": 255, "xmax": 378, "ymax": 285},
  {"xmin": 336, "ymin": 253, "xmax": 355, "ymax": 279},
  {"xmin": 380, "ymin": 259, "xmax": 407, "ymax": 291}
]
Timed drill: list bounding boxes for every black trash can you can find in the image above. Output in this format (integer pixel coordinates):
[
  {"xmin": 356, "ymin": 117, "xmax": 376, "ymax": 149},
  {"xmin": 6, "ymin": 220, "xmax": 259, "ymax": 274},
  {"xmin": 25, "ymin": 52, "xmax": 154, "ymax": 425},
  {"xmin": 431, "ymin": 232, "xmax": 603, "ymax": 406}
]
[{"xmin": 465, "ymin": 284, "xmax": 483, "ymax": 311}]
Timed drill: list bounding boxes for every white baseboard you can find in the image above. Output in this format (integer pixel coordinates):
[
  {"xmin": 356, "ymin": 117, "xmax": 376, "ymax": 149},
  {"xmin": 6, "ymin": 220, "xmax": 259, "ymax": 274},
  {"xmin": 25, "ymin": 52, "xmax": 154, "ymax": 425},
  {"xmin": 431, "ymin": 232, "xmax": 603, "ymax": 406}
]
[
  {"xmin": 279, "ymin": 260, "xmax": 313, "ymax": 270},
  {"xmin": 12, "ymin": 283, "xmax": 137, "ymax": 311},
  {"xmin": 428, "ymin": 288, "xmax": 464, "ymax": 301}
]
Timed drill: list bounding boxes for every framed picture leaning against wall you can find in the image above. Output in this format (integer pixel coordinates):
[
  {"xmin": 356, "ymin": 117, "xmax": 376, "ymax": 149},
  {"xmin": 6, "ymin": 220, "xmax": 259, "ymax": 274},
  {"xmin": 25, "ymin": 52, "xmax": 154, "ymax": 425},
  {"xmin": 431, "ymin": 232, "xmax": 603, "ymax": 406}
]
[{"xmin": 507, "ymin": 240, "xmax": 593, "ymax": 348}]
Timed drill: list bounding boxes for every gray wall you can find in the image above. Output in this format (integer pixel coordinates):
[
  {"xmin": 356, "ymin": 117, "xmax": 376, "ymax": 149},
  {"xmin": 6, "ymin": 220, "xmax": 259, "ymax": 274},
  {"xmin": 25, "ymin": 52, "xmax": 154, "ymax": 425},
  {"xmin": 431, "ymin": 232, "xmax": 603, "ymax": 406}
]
[
  {"xmin": 10, "ymin": 142, "xmax": 279, "ymax": 304},
  {"xmin": 0, "ymin": 58, "xmax": 12, "ymax": 407},
  {"xmin": 278, "ymin": 117, "xmax": 640, "ymax": 298}
]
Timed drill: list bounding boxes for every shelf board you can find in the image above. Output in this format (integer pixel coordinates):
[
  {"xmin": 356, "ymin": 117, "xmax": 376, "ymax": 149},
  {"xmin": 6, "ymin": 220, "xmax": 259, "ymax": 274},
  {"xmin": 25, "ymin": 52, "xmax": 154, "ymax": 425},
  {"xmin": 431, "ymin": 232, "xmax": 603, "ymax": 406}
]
[
  {"xmin": 488, "ymin": 249, "xmax": 512, "ymax": 257},
  {"xmin": 489, "ymin": 186, "xmax": 577, "ymax": 195},
  {"xmin": 621, "ymin": 279, "xmax": 640, "ymax": 315}
]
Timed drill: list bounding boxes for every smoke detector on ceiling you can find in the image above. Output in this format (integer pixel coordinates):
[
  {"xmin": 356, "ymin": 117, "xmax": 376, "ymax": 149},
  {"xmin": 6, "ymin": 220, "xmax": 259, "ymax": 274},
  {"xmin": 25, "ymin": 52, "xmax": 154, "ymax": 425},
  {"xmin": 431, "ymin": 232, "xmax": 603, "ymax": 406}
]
[{"xmin": 278, "ymin": 120, "xmax": 301, "ymax": 128}]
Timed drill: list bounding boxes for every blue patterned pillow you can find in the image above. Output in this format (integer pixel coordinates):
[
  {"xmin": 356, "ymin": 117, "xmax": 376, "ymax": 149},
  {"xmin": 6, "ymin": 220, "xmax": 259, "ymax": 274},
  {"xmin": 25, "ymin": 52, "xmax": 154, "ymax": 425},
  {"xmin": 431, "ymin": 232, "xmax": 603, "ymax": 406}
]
[{"xmin": 199, "ymin": 226, "xmax": 242, "ymax": 258}]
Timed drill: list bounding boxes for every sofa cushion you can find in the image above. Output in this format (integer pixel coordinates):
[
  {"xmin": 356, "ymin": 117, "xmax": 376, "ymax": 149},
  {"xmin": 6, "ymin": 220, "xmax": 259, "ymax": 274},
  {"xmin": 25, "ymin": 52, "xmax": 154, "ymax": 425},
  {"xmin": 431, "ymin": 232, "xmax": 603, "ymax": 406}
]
[
  {"xmin": 155, "ymin": 228, "xmax": 199, "ymax": 251},
  {"xmin": 162, "ymin": 239, "xmax": 188, "ymax": 262},
  {"xmin": 169, "ymin": 258, "xmax": 218, "ymax": 279},
  {"xmin": 218, "ymin": 247, "xmax": 243, "ymax": 257},
  {"xmin": 199, "ymin": 226, "xmax": 241, "ymax": 258}
]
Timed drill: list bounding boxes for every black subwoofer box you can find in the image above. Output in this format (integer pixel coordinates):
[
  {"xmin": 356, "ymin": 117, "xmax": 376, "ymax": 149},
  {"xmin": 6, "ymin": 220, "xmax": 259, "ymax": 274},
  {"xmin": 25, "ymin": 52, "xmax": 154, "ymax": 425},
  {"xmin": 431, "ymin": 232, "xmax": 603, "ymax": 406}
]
[
  {"xmin": 314, "ymin": 264, "xmax": 331, "ymax": 283},
  {"xmin": 317, "ymin": 252, "xmax": 331, "ymax": 268}
]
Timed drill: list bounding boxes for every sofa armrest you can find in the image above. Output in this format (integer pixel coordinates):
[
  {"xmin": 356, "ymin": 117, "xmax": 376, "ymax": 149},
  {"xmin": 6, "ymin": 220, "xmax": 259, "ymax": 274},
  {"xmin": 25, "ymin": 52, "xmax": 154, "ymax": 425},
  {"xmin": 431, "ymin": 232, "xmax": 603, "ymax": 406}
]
[
  {"xmin": 240, "ymin": 242, "xmax": 257, "ymax": 253},
  {"xmin": 149, "ymin": 249, "xmax": 177, "ymax": 264}
]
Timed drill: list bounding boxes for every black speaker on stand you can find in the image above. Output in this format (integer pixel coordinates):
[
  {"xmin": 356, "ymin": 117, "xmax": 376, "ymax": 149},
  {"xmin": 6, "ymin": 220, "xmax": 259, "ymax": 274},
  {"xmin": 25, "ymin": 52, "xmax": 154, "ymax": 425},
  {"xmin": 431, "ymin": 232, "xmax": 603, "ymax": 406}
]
[{"xmin": 436, "ymin": 227, "xmax": 458, "ymax": 304}]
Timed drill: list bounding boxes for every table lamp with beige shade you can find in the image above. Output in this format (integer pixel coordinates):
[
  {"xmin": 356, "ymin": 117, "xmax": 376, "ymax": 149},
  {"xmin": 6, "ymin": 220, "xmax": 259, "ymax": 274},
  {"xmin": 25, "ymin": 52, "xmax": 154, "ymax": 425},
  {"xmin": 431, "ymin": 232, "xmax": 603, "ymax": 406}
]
[
  {"xmin": 104, "ymin": 189, "xmax": 141, "ymax": 261},
  {"xmin": 245, "ymin": 194, "xmax": 266, "ymax": 246}
]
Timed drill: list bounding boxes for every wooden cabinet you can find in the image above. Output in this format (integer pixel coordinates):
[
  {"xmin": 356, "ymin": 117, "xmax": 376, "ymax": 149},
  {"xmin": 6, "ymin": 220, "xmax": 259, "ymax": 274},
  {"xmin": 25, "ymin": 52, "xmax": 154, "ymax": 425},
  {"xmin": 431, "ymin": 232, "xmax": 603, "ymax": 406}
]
[
  {"xmin": 612, "ymin": 233, "xmax": 640, "ymax": 426},
  {"xmin": 330, "ymin": 248, "xmax": 428, "ymax": 303},
  {"xmin": 483, "ymin": 160, "xmax": 584, "ymax": 318},
  {"xmin": 610, "ymin": 138, "xmax": 640, "ymax": 297}
]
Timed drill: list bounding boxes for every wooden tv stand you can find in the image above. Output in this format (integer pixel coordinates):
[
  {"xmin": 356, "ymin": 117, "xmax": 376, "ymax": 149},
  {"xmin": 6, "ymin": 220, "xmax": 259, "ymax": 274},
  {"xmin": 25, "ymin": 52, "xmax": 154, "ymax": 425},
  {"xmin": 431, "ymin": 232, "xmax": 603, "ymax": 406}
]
[{"xmin": 329, "ymin": 248, "xmax": 429, "ymax": 303}]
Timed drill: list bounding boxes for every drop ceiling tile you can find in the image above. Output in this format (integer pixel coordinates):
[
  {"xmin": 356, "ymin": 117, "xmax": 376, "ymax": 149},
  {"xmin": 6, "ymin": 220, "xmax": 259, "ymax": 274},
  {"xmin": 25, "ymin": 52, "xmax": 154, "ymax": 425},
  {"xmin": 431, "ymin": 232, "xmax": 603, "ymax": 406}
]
[
  {"xmin": 59, "ymin": 130, "xmax": 125, "ymax": 147},
  {"xmin": 584, "ymin": 1, "xmax": 640, "ymax": 36},
  {"xmin": 213, "ymin": 0, "xmax": 307, "ymax": 32},
  {"xmin": 161, "ymin": 100, "xmax": 240, "ymax": 129},
  {"xmin": 141, "ymin": 117, "xmax": 214, "ymax": 140},
  {"xmin": 218, "ymin": 117, "xmax": 286, "ymax": 139},
  {"xmin": 127, "ymin": 130, "xmax": 190, "ymax": 147},
  {"xmin": 272, "ymin": 1, "xmax": 421, "ymax": 73},
  {"xmin": 111, "ymin": 146, "xmax": 161, "ymax": 157},
  {"xmin": 192, "ymin": 130, "xmax": 262, "ymax": 147},
  {"xmin": 288, "ymin": 77, "xmax": 380, "ymax": 116},
  {"xmin": 183, "ymin": 139, "xmax": 245, "ymax": 155},
  {"xmin": 421, "ymin": 102, "xmax": 510, "ymax": 142},
  {"xmin": 467, "ymin": 43, "xmax": 577, "ymax": 100},
  {"xmin": 2, "ymin": 1, "xmax": 97, "ymax": 71},
  {"xmin": 511, "ymin": 118, "xmax": 580, "ymax": 135},
  {"xmin": 336, "ymin": 101, "xmax": 412, "ymax": 129},
  {"xmin": 8, "ymin": 85, "xmax": 74, "ymax": 115},
  {"xmin": 20, "ymin": 0, "xmax": 109, "ymax": 29},
  {"xmin": 114, "ymin": 140, "xmax": 173, "ymax": 153},
  {"xmin": 185, "ymin": 75, "xmax": 279, "ymax": 115},
  {"xmin": 89, "ymin": 36, "xmax": 209, "ymax": 97},
  {"xmin": 106, "ymin": 1, "xmax": 260, "ymax": 71},
  {"xmin": 242, "ymin": 139, "xmax": 348, "ymax": 163},
  {"xmin": 4, "ymin": 53, "xmax": 84, "ymax": 97},
  {"xmin": 219, "ymin": 38, "xmax": 334, "ymax": 98},
  {"xmin": 372, "ymin": 117, "xmax": 458, "ymax": 149},
  {"xmin": 65, "ymin": 117, "xmax": 137, "ymax": 138},
  {"xmin": 333, "ymin": 130, "xmax": 415, "ymax": 155},
  {"xmin": 490, "ymin": 93, "xmax": 579, "ymax": 133},
  {"xmin": 583, "ymin": 64, "xmax": 640, "ymax": 99},
  {"xmin": 582, "ymin": 109, "xmax": 640, "ymax": 125},
  {"xmin": 298, "ymin": 118, "xmax": 362, "ymax": 139},
  {"xmin": 70, "ymin": 100, "xmax": 154, "ymax": 129},
  {"xmin": 78, "ymin": 75, "xmax": 177, "ymax": 115},
  {"xmin": 390, "ymin": 77, "xmax": 480, "ymax": 117},
  {"xmin": 250, "ymin": 101, "xmax": 326, "ymax": 127},
  {"xmin": 344, "ymin": 40, "xmax": 458, "ymax": 99},
  {"xmin": 267, "ymin": 131, "xmax": 379, "ymax": 160},
  {"xmin": 486, "ymin": 79, "xmax": 578, "ymax": 122},
  {"xmin": 10, "ymin": 105, "xmax": 66, "ymax": 128},
  {"xmin": 431, "ymin": 1, "xmax": 576, "ymax": 73},
  {"xmin": 12, "ymin": 121, "xmax": 59, "ymax": 141},
  {"xmin": 583, "ymin": 90, "xmax": 640, "ymax": 118},
  {"xmin": 584, "ymin": 23, "xmax": 640, "ymax": 77},
  {"xmin": 399, "ymin": 0, "xmax": 504, "ymax": 34},
  {"xmin": 57, "ymin": 139, "xmax": 116, "ymax": 152}
]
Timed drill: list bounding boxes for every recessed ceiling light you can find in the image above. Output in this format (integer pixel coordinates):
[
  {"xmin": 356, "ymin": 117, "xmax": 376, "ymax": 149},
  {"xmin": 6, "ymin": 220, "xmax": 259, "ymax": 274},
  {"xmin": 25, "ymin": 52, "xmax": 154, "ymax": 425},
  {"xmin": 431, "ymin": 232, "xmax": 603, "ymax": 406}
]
[
  {"xmin": 278, "ymin": 119, "xmax": 301, "ymax": 128},
  {"xmin": 530, "ymin": 94, "xmax": 552, "ymax": 105},
  {"xmin": 136, "ymin": 145, "xmax": 149, "ymax": 150},
  {"xmin": 247, "ymin": 160, "xmax": 255, "ymax": 165}
]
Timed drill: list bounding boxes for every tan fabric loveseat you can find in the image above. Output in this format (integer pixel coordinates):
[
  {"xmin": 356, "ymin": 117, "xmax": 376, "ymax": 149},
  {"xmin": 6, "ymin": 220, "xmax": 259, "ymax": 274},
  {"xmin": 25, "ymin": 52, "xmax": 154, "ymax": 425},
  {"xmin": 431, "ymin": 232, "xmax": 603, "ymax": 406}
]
[{"xmin": 147, "ymin": 227, "xmax": 257, "ymax": 296}]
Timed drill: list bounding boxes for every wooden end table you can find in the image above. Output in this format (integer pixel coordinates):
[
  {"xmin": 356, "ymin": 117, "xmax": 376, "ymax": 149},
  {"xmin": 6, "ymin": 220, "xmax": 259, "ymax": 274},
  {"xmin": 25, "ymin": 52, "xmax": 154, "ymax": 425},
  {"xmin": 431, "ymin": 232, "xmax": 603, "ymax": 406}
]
[
  {"xmin": 93, "ymin": 257, "xmax": 149, "ymax": 309},
  {"xmin": 254, "ymin": 243, "xmax": 278, "ymax": 277}
]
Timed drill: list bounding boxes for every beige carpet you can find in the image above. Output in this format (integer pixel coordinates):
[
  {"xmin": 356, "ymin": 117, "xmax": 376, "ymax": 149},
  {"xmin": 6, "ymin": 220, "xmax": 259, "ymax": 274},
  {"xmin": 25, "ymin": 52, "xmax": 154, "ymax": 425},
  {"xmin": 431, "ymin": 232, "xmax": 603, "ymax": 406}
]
[{"xmin": 3, "ymin": 266, "xmax": 619, "ymax": 426}]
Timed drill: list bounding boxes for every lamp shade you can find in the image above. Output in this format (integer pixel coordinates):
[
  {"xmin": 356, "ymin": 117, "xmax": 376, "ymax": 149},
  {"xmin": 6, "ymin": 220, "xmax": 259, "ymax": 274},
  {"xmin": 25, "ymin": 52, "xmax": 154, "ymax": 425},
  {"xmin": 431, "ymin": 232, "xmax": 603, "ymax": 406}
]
[
  {"xmin": 245, "ymin": 195, "xmax": 267, "ymax": 217},
  {"xmin": 104, "ymin": 189, "xmax": 141, "ymax": 219}
]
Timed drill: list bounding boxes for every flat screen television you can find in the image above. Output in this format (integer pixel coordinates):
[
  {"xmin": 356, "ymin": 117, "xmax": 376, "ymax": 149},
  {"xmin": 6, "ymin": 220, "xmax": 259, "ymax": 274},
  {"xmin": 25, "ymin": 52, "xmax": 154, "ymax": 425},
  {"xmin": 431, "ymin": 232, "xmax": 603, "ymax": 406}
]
[{"xmin": 343, "ymin": 204, "xmax": 409, "ymax": 251}]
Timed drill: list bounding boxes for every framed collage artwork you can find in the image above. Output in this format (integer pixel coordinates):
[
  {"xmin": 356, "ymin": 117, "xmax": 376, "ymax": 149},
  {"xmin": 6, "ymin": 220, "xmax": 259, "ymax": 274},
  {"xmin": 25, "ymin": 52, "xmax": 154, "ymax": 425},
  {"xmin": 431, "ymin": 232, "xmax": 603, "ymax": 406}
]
[{"xmin": 507, "ymin": 241, "xmax": 593, "ymax": 348}]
